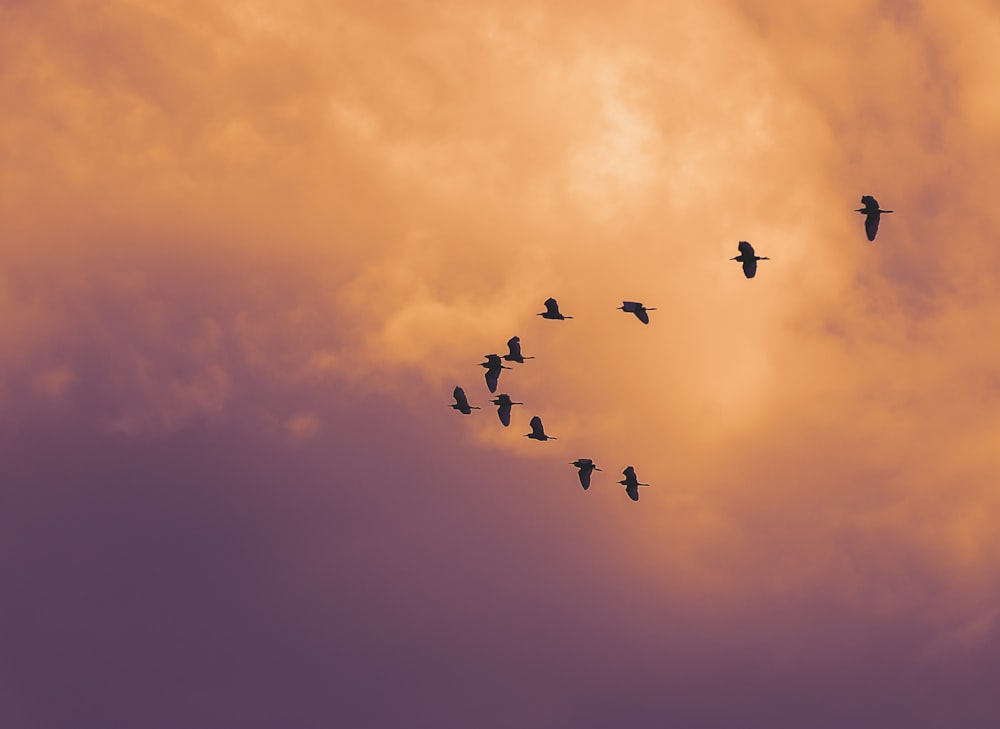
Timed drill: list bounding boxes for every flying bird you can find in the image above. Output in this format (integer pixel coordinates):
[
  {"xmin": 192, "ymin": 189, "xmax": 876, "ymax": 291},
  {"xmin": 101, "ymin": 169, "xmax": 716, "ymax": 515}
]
[
  {"xmin": 478, "ymin": 353, "xmax": 511, "ymax": 394},
  {"xmin": 538, "ymin": 297, "xmax": 573, "ymax": 320},
  {"xmin": 618, "ymin": 301, "xmax": 656, "ymax": 325},
  {"xmin": 570, "ymin": 458, "xmax": 602, "ymax": 490},
  {"xmin": 618, "ymin": 466, "xmax": 649, "ymax": 502},
  {"xmin": 731, "ymin": 240, "xmax": 770, "ymax": 279},
  {"xmin": 491, "ymin": 393, "xmax": 523, "ymax": 427},
  {"xmin": 524, "ymin": 415, "xmax": 556, "ymax": 441},
  {"xmin": 503, "ymin": 336, "xmax": 534, "ymax": 363},
  {"xmin": 450, "ymin": 386, "xmax": 479, "ymax": 415},
  {"xmin": 856, "ymin": 195, "xmax": 893, "ymax": 241}
]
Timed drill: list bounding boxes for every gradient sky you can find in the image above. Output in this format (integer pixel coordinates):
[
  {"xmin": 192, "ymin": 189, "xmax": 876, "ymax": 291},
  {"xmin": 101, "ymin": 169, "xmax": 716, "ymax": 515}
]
[{"xmin": 3, "ymin": 1, "xmax": 1000, "ymax": 727}]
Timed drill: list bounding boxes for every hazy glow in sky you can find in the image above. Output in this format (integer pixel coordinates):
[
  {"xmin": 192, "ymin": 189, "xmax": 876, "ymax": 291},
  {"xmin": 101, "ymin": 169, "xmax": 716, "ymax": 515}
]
[{"xmin": 3, "ymin": 1, "xmax": 1000, "ymax": 726}]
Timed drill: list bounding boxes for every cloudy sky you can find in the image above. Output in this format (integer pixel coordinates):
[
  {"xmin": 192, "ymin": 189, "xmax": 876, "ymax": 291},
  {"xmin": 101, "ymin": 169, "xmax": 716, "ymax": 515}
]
[{"xmin": 3, "ymin": 1, "xmax": 1000, "ymax": 726}]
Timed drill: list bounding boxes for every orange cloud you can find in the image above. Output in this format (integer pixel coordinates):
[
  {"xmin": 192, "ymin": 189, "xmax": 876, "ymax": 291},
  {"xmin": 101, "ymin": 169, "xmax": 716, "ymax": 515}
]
[{"xmin": 2, "ymin": 0, "xmax": 1000, "ymax": 650}]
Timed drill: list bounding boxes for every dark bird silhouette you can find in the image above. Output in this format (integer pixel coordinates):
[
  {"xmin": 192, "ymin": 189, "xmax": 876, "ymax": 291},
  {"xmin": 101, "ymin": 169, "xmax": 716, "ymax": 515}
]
[
  {"xmin": 570, "ymin": 458, "xmax": 602, "ymax": 490},
  {"xmin": 524, "ymin": 415, "xmax": 556, "ymax": 441},
  {"xmin": 450, "ymin": 386, "xmax": 479, "ymax": 415},
  {"xmin": 478, "ymin": 353, "xmax": 511, "ymax": 394},
  {"xmin": 731, "ymin": 240, "xmax": 770, "ymax": 279},
  {"xmin": 503, "ymin": 335, "xmax": 534, "ymax": 363},
  {"xmin": 618, "ymin": 301, "xmax": 656, "ymax": 325},
  {"xmin": 490, "ymin": 393, "xmax": 523, "ymax": 427},
  {"xmin": 538, "ymin": 297, "xmax": 573, "ymax": 320},
  {"xmin": 618, "ymin": 465, "xmax": 649, "ymax": 502},
  {"xmin": 856, "ymin": 195, "xmax": 893, "ymax": 241}
]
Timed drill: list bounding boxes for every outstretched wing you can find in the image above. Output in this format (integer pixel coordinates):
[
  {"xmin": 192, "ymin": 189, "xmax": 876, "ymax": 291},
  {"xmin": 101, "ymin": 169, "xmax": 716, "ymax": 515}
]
[
  {"xmin": 738, "ymin": 240, "xmax": 754, "ymax": 256},
  {"xmin": 543, "ymin": 298, "xmax": 559, "ymax": 315},
  {"xmin": 621, "ymin": 301, "xmax": 640, "ymax": 312},
  {"xmin": 506, "ymin": 336, "xmax": 522, "ymax": 358},
  {"xmin": 861, "ymin": 195, "xmax": 878, "ymax": 209},
  {"xmin": 742, "ymin": 258, "xmax": 757, "ymax": 278},
  {"xmin": 529, "ymin": 415, "xmax": 544, "ymax": 437},
  {"xmin": 497, "ymin": 403, "xmax": 511, "ymax": 427},
  {"xmin": 485, "ymin": 367, "xmax": 500, "ymax": 393},
  {"xmin": 453, "ymin": 386, "xmax": 469, "ymax": 408},
  {"xmin": 626, "ymin": 483, "xmax": 639, "ymax": 501},
  {"xmin": 579, "ymin": 469, "xmax": 592, "ymax": 490},
  {"xmin": 636, "ymin": 308, "xmax": 650, "ymax": 324},
  {"xmin": 865, "ymin": 212, "xmax": 880, "ymax": 241}
]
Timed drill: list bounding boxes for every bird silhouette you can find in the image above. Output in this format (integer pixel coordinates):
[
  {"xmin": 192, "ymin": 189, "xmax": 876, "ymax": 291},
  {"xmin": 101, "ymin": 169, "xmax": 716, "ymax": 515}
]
[
  {"xmin": 503, "ymin": 336, "xmax": 534, "ymax": 363},
  {"xmin": 618, "ymin": 465, "xmax": 649, "ymax": 502},
  {"xmin": 570, "ymin": 458, "xmax": 602, "ymax": 490},
  {"xmin": 524, "ymin": 415, "xmax": 556, "ymax": 441},
  {"xmin": 856, "ymin": 195, "xmax": 893, "ymax": 241},
  {"xmin": 538, "ymin": 297, "xmax": 573, "ymax": 320},
  {"xmin": 618, "ymin": 301, "xmax": 656, "ymax": 325},
  {"xmin": 731, "ymin": 240, "xmax": 770, "ymax": 279},
  {"xmin": 450, "ymin": 386, "xmax": 480, "ymax": 415},
  {"xmin": 490, "ymin": 393, "xmax": 523, "ymax": 427},
  {"xmin": 478, "ymin": 353, "xmax": 511, "ymax": 394}
]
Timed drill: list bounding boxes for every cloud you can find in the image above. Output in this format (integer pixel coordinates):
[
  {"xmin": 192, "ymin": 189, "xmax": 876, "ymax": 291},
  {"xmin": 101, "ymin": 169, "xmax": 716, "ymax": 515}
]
[{"xmin": 3, "ymin": 2, "xmax": 1000, "ymax": 724}]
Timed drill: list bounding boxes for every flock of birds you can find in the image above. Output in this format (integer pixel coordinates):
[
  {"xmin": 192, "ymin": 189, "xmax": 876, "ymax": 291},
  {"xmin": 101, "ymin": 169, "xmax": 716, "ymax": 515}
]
[{"xmin": 450, "ymin": 196, "xmax": 893, "ymax": 502}]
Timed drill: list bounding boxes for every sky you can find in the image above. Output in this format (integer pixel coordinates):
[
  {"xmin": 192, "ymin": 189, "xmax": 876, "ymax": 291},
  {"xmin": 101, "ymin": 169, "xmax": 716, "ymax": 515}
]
[{"xmin": 3, "ymin": 0, "xmax": 1000, "ymax": 726}]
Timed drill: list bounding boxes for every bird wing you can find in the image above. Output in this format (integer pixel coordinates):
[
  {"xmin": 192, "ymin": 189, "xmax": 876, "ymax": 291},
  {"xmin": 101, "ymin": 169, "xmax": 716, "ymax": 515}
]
[
  {"xmin": 738, "ymin": 240, "xmax": 754, "ymax": 256},
  {"xmin": 636, "ymin": 308, "xmax": 650, "ymax": 324},
  {"xmin": 529, "ymin": 415, "xmax": 543, "ymax": 436},
  {"xmin": 626, "ymin": 483, "xmax": 639, "ymax": 501},
  {"xmin": 621, "ymin": 301, "xmax": 639, "ymax": 312},
  {"xmin": 861, "ymin": 195, "xmax": 878, "ymax": 209},
  {"xmin": 497, "ymin": 404, "xmax": 511, "ymax": 427},
  {"xmin": 506, "ymin": 336, "xmax": 522, "ymax": 358},
  {"xmin": 485, "ymin": 367, "xmax": 500, "ymax": 393},
  {"xmin": 865, "ymin": 212, "xmax": 880, "ymax": 241},
  {"xmin": 579, "ymin": 469, "xmax": 592, "ymax": 490},
  {"xmin": 453, "ymin": 386, "xmax": 468, "ymax": 407},
  {"xmin": 543, "ymin": 298, "xmax": 559, "ymax": 315},
  {"xmin": 623, "ymin": 466, "xmax": 636, "ymax": 480},
  {"xmin": 743, "ymin": 258, "xmax": 757, "ymax": 278}
]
